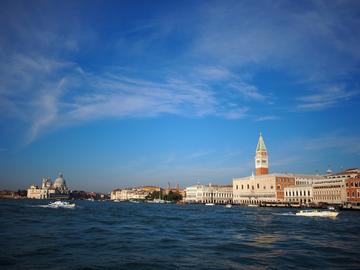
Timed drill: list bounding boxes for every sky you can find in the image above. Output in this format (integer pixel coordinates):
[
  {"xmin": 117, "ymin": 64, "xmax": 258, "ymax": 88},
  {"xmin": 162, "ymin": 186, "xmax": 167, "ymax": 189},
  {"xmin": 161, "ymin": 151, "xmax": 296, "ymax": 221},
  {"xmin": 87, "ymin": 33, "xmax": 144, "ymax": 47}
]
[{"xmin": 0, "ymin": 0, "xmax": 360, "ymax": 192}]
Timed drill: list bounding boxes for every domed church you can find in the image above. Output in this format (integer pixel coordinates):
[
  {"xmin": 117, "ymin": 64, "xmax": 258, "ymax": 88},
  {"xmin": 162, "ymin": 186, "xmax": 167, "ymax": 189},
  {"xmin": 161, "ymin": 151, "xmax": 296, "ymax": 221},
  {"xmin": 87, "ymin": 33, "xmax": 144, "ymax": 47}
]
[
  {"xmin": 27, "ymin": 173, "xmax": 70, "ymax": 199},
  {"xmin": 53, "ymin": 173, "xmax": 68, "ymax": 191}
]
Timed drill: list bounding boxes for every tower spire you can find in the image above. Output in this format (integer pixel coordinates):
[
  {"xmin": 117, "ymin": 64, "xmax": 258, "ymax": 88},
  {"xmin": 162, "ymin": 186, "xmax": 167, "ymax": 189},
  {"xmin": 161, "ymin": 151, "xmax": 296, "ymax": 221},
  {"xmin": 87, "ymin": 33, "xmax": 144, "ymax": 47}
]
[{"xmin": 255, "ymin": 132, "xmax": 269, "ymax": 175}]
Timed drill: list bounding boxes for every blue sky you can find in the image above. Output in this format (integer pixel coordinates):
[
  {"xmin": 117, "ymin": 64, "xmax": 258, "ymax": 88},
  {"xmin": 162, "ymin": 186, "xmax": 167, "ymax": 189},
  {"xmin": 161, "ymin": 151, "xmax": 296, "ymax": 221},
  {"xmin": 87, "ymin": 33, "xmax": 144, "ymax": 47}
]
[{"xmin": 1, "ymin": 0, "xmax": 360, "ymax": 192}]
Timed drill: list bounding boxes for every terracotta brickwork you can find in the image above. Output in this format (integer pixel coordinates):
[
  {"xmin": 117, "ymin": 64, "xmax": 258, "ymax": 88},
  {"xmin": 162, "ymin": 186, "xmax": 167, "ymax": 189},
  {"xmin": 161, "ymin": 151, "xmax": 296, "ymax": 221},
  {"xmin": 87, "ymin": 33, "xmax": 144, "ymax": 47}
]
[
  {"xmin": 276, "ymin": 176, "xmax": 295, "ymax": 200},
  {"xmin": 256, "ymin": 167, "xmax": 269, "ymax": 176},
  {"xmin": 346, "ymin": 177, "xmax": 360, "ymax": 202}
]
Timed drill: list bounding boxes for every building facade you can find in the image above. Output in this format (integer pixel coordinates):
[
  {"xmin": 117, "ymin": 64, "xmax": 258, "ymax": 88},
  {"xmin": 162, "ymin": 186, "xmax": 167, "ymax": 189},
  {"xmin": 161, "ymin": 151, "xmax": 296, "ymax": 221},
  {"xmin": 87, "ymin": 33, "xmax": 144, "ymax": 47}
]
[
  {"xmin": 284, "ymin": 185, "xmax": 313, "ymax": 205},
  {"xmin": 233, "ymin": 173, "xmax": 295, "ymax": 204},
  {"xmin": 110, "ymin": 186, "xmax": 162, "ymax": 201},
  {"xmin": 312, "ymin": 168, "xmax": 360, "ymax": 205},
  {"xmin": 284, "ymin": 174, "xmax": 323, "ymax": 205},
  {"xmin": 184, "ymin": 183, "xmax": 232, "ymax": 204},
  {"xmin": 27, "ymin": 173, "xmax": 70, "ymax": 199},
  {"xmin": 346, "ymin": 176, "xmax": 360, "ymax": 207}
]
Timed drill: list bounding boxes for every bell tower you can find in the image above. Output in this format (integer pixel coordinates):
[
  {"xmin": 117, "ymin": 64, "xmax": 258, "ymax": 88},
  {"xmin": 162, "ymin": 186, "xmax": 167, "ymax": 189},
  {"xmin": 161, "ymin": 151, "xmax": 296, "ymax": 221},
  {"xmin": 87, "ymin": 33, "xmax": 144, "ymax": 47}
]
[{"xmin": 255, "ymin": 132, "xmax": 269, "ymax": 175}]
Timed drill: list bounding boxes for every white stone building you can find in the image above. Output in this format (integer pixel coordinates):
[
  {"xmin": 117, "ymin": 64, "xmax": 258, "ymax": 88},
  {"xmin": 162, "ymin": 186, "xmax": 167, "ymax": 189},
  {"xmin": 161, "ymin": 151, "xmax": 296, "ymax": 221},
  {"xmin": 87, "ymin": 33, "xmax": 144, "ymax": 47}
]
[
  {"xmin": 185, "ymin": 183, "xmax": 232, "ymax": 204},
  {"xmin": 233, "ymin": 173, "xmax": 295, "ymax": 204},
  {"xmin": 27, "ymin": 173, "xmax": 70, "ymax": 199},
  {"xmin": 284, "ymin": 174, "xmax": 323, "ymax": 205},
  {"xmin": 110, "ymin": 188, "xmax": 151, "ymax": 201},
  {"xmin": 312, "ymin": 168, "xmax": 360, "ymax": 205}
]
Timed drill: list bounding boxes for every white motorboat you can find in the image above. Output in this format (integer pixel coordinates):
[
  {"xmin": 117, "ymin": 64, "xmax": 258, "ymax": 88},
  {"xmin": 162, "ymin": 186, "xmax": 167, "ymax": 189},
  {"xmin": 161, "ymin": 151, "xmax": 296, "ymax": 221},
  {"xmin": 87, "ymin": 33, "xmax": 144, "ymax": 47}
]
[
  {"xmin": 146, "ymin": 199, "xmax": 171, "ymax": 203},
  {"xmin": 205, "ymin": 203, "xmax": 215, "ymax": 206},
  {"xmin": 225, "ymin": 204, "xmax": 232, "ymax": 208},
  {"xmin": 295, "ymin": 209, "xmax": 339, "ymax": 218},
  {"xmin": 129, "ymin": 200, "xmax": 140, "ymax": 203},
  {"xmin": 48, "ymin": 201, "xmax": 76, "ymax": 209},
  {"xmin": 247, "ymin": 204, "xmax": 259, "ymax": 207}
]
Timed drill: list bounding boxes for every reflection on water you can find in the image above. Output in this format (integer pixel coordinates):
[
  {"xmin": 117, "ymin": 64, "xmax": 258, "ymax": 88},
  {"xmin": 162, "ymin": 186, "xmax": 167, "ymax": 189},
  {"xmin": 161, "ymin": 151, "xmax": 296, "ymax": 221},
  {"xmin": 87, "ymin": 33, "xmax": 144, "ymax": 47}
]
[{"xmin": 0, "ymin": 200, "xmax": 360, "ymax": 270}]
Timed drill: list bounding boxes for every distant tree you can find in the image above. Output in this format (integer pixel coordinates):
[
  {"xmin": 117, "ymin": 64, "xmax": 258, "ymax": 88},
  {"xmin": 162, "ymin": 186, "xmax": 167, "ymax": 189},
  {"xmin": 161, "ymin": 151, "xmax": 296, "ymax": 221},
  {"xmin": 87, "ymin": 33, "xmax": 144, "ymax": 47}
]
[
  {"xmin": 17, "ymin": 189, "xmax": 27, "ymax": 197},
  {"xmin": 164, "ymin": 191, "xmax": 182, "ymax": 202},
  {"xmin": 147, "ymin": 191, "xmax": 163, "ymax": 200}
]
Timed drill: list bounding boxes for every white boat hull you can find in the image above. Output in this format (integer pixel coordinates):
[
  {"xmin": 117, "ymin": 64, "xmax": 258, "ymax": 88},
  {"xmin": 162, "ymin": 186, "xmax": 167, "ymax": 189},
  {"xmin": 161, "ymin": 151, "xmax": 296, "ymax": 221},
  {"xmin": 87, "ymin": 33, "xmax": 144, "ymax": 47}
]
[
  {"xmin": 47, "ymin": 201, "xmax": 76, "ymax": 209},
  {"xmin": 296, "ymin": 210, "xmax": 339, "ymax": 217}
]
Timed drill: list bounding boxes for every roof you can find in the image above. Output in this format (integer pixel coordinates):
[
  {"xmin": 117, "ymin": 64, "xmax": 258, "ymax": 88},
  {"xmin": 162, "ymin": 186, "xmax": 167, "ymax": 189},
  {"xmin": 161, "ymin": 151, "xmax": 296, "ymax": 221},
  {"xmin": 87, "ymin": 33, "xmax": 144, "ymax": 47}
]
[
  {"xmin": 256, "ymin": 132, "xmax": 267, "ymax": 152},
  {"xmin": 330, "ymin": 168, "xmax": 360, "ymax": 176}
]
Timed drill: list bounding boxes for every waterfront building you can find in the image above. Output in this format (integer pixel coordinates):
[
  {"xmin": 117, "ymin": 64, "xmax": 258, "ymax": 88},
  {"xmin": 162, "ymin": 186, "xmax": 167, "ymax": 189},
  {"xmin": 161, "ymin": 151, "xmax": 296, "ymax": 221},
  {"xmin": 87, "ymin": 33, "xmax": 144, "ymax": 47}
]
[
  {"xmin": 184, "ymin": 183, "xmax": 232, "ymax": 204},
  {"xmin": 233, "ymin": 173, "xmax": 295, "ymax": 204},
  {"xmin": 110, "ymin": 186, "xmax": 162, "ymax": 201},
  {"xmin": 312, "ymin": 168, "xmax": 360, "ymax": 205},
  {"xmin": 284, "ymin": 185, "xmax": 312, "ymax": 205},
  {"xmin": 27, "ymin": 173, "xmax": 70, "ymax": 199},
  {"xmin": 346, "ymin": 175, "xmax": 360, "ymax": 207},
  {"xmin": 284, "ymin": 174, "xmax": 323, "ymax": 205}
]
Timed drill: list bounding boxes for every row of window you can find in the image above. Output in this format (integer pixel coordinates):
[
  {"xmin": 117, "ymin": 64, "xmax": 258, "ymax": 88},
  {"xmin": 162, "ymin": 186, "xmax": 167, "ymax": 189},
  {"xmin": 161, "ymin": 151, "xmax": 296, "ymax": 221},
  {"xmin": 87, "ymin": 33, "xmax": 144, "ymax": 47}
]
[
  {"xmin": 199, "ymin": 193, "xmax": 232, "ymax": 197},
  {"xmin": 346, "ymin": 181, "xmax": 360, "ymax": 187},
  {"xmin": 313, "ymin": 185, "xmax": 343, "ymax": 189},
  {"xmin": 277, "ymin": 178, "xmax": 292, "ymax": 182},
  {"xmin": 347, "ymin": 191, "xmax": 360, "ymax": 198},
  {"xmin": 315, "ymin": 196, "xmax": 341, "ymax": 201},
  {"xmin": 285, "ymin": 190, "xmax": 311, "ymax": 197},
  {"xmin": 234, "ymin": 194, "xmax": 275, "ymax": 198},
  {"xmin": 313, "ymin": 190, "xmax": 341, "ymax": 195},
  {"xmin": 286, "ymin": 198, "xmax": 312, "ymax": 203},
  {"xmin": 235, "ymin": 184, "xmax": 274, "ymax": 190}
]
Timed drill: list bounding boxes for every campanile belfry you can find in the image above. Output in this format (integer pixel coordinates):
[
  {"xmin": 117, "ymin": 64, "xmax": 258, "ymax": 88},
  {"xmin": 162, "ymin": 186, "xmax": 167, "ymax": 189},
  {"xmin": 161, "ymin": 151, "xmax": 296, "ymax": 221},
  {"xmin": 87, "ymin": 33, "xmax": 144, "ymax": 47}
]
[{"xmin": 255, "ymin": 132, "xmax": 269, "ymax": 175}]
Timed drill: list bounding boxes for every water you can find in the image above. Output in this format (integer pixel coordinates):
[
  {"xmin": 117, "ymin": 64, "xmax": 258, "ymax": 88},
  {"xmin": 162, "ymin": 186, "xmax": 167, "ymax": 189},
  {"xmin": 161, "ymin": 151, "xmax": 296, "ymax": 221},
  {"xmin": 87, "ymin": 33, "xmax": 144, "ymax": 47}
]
[{"xmin": 1, "ymin": 200, "xmax": 359, "ymax": 270}]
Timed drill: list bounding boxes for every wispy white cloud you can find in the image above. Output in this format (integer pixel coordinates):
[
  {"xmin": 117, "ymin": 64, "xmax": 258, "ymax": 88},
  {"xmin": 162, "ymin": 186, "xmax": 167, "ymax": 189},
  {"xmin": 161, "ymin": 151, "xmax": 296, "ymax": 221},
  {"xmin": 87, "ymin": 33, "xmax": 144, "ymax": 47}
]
[
  {"xmin": 191, "ymin": 1, "xmax": 360, "ymax": 78},
  {"xmin": 1, "ymin": 0, "xmax": 360, "ymax": 146},
  {"xmin": 229, "ymin": 82, "xmax": 266, "ymax": 101},
  {"xmin": 219, "ymin": 108, "xmax": 248, "ymax": 120},
  {"xmin": 255, "ymin": 115, "xmax": 280, "ymax": 122},
  {"xmin": 0, "ymin": 54, "xmax": 256, "ymax": 143},
  {"xmin": 303, "ymin": 132, "xmax": 360, "ymax": 155},
  {"xmin": 297, "ymin": 85, "xmax": 358, "ymax": 111},
  {"xmin": 26, "ymin": 78, "xmax": 67, "ymax": 144},
  {"xmin": 193, "ymin": 66, "xmax": 231, "ymax": 81}
]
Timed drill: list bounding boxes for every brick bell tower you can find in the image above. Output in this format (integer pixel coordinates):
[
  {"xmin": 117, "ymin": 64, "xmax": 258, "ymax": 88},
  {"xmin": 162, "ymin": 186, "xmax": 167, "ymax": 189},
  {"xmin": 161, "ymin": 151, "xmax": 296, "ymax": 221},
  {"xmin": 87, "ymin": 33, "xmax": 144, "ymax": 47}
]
[{"xmin": 255, "ymin": 132, "xmax": 269, "ymax": 175}]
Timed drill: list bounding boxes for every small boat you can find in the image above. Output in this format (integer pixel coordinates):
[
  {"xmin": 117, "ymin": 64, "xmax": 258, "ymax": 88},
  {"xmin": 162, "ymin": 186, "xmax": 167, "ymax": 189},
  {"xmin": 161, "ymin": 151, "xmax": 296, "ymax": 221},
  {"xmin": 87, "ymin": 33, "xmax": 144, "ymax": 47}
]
[
  {"xmin": 295, "ymin": 209, "xmax": 339, "ymax": 218},
  {"xmin": 225, "ymin": 204, "xmax": 232, "ymax": 208},
  {"xmin": 148, "ymin": 199, "xmax": 166, "ymax": 204},
  {"xmin": 205, "ymin": 203, "xmax": 215, "ymax": 206},
  {"xmin": 247, "ymin": 204, "xmax": 259, "ymax": 207},
  {"xmin": 129, "ymin": 200, "xmax": 140, "ymax": 203},
  {"xmin": 48, "ymin": 201, "xmax": 76, "ymax": 208},
  {"xmin": 114, "ymin": 199, "xmax": 120, "ymax": 202}
]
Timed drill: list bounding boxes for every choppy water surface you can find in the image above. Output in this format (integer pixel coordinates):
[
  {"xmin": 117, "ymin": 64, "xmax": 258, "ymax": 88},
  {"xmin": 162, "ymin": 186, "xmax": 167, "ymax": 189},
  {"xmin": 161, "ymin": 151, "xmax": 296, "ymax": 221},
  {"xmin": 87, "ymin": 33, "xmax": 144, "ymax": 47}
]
[{"xmin": 1, "ymin": 200, "xmax": 359, "ymax": 269}]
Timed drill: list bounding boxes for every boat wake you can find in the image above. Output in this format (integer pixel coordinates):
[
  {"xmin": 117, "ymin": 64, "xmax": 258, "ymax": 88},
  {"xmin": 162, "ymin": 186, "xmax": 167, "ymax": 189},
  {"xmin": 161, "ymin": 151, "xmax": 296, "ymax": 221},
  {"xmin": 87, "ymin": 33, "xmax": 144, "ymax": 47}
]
[
  {"xmin": 273, "ymin": 212, "xmax": 296, "ymax": 216},
  {"xmin": 27, "ymin": 201, "xmax": 77, "ymax": 209}
]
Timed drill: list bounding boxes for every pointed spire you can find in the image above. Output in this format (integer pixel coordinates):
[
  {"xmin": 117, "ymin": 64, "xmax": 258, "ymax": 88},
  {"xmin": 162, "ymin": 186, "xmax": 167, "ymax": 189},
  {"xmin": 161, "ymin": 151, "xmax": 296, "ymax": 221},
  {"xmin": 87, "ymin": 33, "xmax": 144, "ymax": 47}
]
[{"xmin": 256, "ymin": 132, "xmax": 267, "ymax": 152}]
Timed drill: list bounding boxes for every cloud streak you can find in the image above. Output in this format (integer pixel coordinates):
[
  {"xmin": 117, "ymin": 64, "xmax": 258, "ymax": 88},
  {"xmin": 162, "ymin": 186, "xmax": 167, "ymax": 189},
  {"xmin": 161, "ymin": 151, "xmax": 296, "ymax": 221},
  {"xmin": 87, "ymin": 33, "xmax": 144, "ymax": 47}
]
[
  {"xmin": 1, "ymin": 0, "xmax": 360, "ymax": 145},
  {"xmin": 0, "ymin": 54, "xmax": 260, "ymax": 143},
  {"xmin": 297, "ymin": 85, "xmax": 359, "ymax": 111}
]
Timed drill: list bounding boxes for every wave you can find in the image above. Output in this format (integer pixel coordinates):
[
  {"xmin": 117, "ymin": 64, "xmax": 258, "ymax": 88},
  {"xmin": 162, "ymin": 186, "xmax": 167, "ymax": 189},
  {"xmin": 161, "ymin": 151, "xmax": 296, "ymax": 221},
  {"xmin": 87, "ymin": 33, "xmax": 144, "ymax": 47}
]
[
  {"xmin": 273, "ymin": 212, "xmax": 296, "ymax": 216},
  {"xmin": 26, "ymin": 204, "xmax": 78, "ymax": 209}
]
